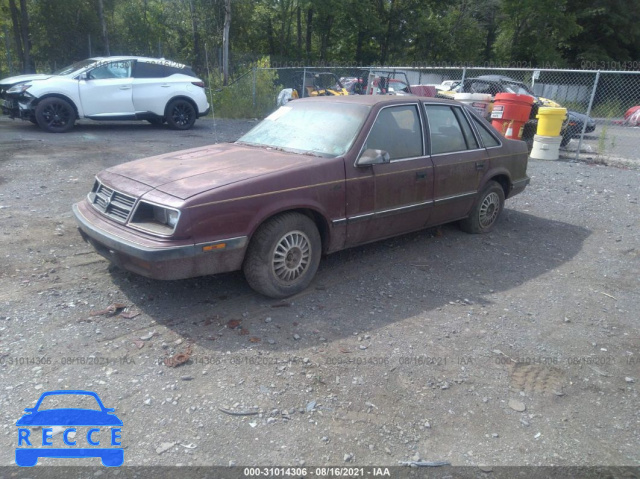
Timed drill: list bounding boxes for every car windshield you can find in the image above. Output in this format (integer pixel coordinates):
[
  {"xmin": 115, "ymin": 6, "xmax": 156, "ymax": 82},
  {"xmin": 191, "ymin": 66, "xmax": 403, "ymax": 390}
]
[
  {"xmin": 237, "ymin": 101, "xmax": 369, "ymax": 157},
  {"xmin": 36, "ymin": 394, "xmax": 101, "ymax": 411},
  {"xmin": 503, "ymin": 81, "xmax": 535, "ymax": 96},
  {"xmin": 53, "ymin": 59, "xmax": 98, "ymax": 76}
]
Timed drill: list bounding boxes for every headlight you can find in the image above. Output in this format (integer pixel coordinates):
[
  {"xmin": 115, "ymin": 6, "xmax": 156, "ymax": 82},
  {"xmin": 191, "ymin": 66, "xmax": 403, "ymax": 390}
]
[
  {"xmin": 129, "ymin": 201, "xmax": 181, "ymax": 236},
  {"xmin": 7, "ymin": 83, "xmax": 32, "ymax": 94}
]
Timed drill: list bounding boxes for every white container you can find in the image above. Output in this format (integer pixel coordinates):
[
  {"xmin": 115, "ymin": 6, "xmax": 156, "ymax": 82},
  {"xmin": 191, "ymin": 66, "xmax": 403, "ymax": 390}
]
[
  {"xmin": 454, "ymin": 93, "xmax": 493, "ymax": 117},
  {"xmin": 530, "ymin": 134, "xmax": 562, "ymax": 161}
]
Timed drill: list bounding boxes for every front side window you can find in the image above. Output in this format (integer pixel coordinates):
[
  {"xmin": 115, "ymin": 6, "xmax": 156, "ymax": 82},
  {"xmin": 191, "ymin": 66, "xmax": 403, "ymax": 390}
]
[
  {"xmin": 363, "ymin": 105, "xmax": 423, "ymax": 160},
  {"xmin": 88, "ymin": 60, "xmax": 133, "ymax": 80}
]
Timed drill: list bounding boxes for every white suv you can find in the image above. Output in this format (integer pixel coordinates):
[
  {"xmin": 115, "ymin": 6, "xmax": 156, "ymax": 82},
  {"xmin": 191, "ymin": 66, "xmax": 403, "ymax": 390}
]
[{"xmin": 0, "ymin": 56, "xmax": 210, "ymax": 132}]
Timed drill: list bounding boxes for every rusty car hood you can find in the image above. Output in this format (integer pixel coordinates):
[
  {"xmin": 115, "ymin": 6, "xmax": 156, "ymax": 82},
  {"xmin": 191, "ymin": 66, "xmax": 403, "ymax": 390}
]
[{"xmin": 104, "ymin": 143, "xmax": 316, "ymax": 200}]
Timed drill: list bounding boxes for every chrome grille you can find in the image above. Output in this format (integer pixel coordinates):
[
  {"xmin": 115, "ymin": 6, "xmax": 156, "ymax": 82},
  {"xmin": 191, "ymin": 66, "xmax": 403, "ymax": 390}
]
[{"xmin": 89, "ymin": 180, "xmax": 136, "ymax": 223}]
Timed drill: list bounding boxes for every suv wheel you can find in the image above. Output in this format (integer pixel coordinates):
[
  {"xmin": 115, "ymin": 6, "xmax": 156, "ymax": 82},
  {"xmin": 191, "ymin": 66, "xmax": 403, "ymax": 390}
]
[
  {"xmin": 166, "ymin": 99, "xmax": 196, "ymax": 130},
  {"xmin": 35, "ymin": 97, "xmax": 76, "ymax": 133}
]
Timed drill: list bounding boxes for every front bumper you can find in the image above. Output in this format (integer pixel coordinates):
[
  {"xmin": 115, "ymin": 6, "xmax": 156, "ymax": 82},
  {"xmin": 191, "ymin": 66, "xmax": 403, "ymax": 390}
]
[
  {"xmin": 73, "ymin": 201, "xmax": 247, "ymax": 280},
  {"xmin": 1, "ymin": 96, "xmax": 35, "ymax": 120}
]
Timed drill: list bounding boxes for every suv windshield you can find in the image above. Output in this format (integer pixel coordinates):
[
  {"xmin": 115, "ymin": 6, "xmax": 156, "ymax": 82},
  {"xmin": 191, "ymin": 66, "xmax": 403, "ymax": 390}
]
[
  {"xmin": 238, "ymin": 101, "xmax": 369, "ymax": 157},
  {"xmin": 53, "ymin": 59, "xmax": 98, "ymax": 76},
  {"xmin": 502, "ymin": 81, "xmax": 535, "ymax": 96}
]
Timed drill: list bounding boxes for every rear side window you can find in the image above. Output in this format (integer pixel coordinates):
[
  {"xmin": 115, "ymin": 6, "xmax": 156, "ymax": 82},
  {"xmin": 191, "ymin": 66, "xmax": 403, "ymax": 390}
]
[
  {"xmin": 134, "ymin": 62, "xmax": 167, "ymax": 78},
  {"xmin": 133, "ymin": 62, "xmax": 197, "ymax": 79},
  {"xmin": 424, "ymin": 105, "xmax": 468, "ymax": 155},
  {"xmin": 167, "ymin": 66, "xmax": 196, "ymax": 77},
  {"xmin": 472, "ymin": 117, "xmax": 501, "ymax": 148},
  {"xmin": 453, "ymin": 108, "xmax": 479, "ymax": 149}
]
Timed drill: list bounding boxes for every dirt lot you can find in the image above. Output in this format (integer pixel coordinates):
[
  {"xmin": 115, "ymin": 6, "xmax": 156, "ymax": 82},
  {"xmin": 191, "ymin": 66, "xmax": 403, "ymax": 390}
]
[{"xmin": 0, "ymin": 117, "xmax": 639, "ymax": 474}]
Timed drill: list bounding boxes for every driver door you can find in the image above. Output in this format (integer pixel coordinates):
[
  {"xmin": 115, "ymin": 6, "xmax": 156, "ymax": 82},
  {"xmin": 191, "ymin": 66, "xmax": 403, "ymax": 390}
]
[
  {"xmin": 79, "ymin": 60, "xmax": 135, "ymax": 117},
  {"xmin": 345, "ymin": 103, "xmax": 434, "ymax": 246}
]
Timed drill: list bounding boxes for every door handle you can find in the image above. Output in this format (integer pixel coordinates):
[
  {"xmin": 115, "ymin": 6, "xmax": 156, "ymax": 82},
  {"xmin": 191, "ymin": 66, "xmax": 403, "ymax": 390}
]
[
  {"xmin": 416, "ymin": 171, "xmax": 427, "ymax": 180},
  {"xmin": 475, "ymin": 161, "xmax": 485, "ymax": 171},
  {"xmin": 119, "ymin": 86, "xmax": 131, "ymax": 90},
  {"xmin": 161, "ymin": 84, "xmax": 171, "ymax": 88}
]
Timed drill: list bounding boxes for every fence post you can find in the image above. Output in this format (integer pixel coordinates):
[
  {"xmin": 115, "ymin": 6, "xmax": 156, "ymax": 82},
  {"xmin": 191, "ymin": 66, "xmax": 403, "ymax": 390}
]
[
  {"xmin": 302, "ymin": 67, "xmax": 307, "ymax": 98},
  {"xmin": 575, "ymin": 70, "xmax": 600, "ymax": 160},
  {"xmin": 252, "ymin": 67, "xmax": 257, "ymax": 109},
  {"xmin": 460, "ymin": 67, "xmax": 467, "ymax": 88}
]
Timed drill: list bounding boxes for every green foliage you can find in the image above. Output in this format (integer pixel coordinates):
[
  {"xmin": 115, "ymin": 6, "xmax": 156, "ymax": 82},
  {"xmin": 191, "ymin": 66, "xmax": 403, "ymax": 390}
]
[
  {"xmin": 210, "ymin": 58, "xmax": 281, "ymax": 119},
  {"xmin": 591, "ymin": 99, "xmax": 625, "ymax": 118},
  {"xmin": 1, "ymin": 0, "xmax": 638, "ymax": 78}
]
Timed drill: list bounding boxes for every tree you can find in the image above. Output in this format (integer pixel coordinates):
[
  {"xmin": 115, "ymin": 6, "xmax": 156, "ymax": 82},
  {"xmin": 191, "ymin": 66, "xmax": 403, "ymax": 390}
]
[
  {"xmin": 97, "ymin": 0, "xmax": 110, "ymax": 56},
  {"xmin": 493, "ymin": 0, "xmax": 580, "ymax": 66},
  {"xmin": 564, "ymin": 0, "xmax": 640, "ymax": 64},
  {"xmin": 8, "ymin": 0, "xmax": 33, "ymax": 72},
  {"xmin": 223, "ymin": 0, "xmax": 230, "ymax": 85}
]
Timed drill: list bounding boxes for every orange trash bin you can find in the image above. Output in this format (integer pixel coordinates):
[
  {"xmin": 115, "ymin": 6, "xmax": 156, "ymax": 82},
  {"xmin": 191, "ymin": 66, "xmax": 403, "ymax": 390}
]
[{"xmin": 490, "ymin": 93, "xmax": 535, "ymax": 140}]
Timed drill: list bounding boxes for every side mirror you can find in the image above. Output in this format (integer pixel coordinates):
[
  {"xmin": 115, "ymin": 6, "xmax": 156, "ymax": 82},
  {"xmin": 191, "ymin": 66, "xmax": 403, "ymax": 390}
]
[
  {"xmin": 358, "ymin": 149, "xmax": 390, "ymax": 166},
  {"xmin": 78, "ymin": 72, "xmax": 88, "ymax": 81}
]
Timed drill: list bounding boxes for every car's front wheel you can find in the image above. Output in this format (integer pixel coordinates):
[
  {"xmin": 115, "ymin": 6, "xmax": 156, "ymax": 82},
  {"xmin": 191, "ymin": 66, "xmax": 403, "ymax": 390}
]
[
  {"xmin": 165, "ymin": 99, "xmax": 196, "ymax": 130},
  {"xmin": 35, "ymin": 97, "xmax": 76, "ymax": 133},
  {"xmin": 459, "ymin": 180, "xmax": 505, "ymax": 234},
  {"xmin": 243, "ymin": 212, "xmax": 322, "ymax": 298}
]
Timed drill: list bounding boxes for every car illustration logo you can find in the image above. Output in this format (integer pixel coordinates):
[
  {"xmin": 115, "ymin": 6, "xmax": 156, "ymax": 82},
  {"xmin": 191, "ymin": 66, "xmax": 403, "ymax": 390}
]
[{"xmin": 15, "ymin": 390, "xmax": 123, "ymax": 467}]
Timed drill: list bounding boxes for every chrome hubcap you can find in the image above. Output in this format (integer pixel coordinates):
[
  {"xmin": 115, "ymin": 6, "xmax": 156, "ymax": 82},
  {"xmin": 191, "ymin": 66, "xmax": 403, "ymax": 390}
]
[
  {"xmin": 479, "ymin": 192, "xmax": 500, "ymax": 228},
  {"xmin": 272, "ymin": 231, "xmax": 311, "ymax": 283}
]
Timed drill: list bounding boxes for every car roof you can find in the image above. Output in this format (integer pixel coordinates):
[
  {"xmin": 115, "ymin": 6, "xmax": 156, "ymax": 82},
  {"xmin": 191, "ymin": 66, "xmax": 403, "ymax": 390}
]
[
  {"xmin": 295, "ymin": 95, "xmax": 458, "ymax": 107},
  {"xmin": 88, "ymin": 56, "xmax": 188, "ymax": 67},
  {"xmin": 473, "ymin": 75, "xmax": 522, "ymax": 83}
]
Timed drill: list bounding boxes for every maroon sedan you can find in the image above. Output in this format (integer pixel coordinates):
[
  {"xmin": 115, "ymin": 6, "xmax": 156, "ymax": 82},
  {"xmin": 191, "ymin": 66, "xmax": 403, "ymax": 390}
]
[{"xmin": 73, "ymin": 96, "xmax": 529, "ymax": 298}]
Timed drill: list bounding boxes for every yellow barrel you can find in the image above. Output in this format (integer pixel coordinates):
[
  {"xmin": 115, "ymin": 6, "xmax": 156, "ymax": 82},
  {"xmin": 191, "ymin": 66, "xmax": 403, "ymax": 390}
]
[{"xmin": 536, "ymin": 107, "xmax": 567, "ymax": 136}]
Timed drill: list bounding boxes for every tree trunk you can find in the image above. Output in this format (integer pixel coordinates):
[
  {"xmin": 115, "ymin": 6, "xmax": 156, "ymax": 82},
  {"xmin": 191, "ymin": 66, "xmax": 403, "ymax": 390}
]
[
  {"xmin": 297, "ymin": 6, "xmax": 302, "ymax": 60},
  {"xmin": 380, "ymin": 0, "xmax": 396, "ymax": 66},
  {"xmin": 188, "ymin": 0, "xmax": 201, "ymax": 71},
  {"xmin": 355, "ymin": 30, "xmax": 364, "ymax": 65},
  {"xmin": 8, "ymin": 0, "xmax": 24, "ymax": 71},
  {"xmin": 97, "ymin": 0, "xmax": 110, "ymax": 56},
  {"xmin": 223, "ymin": 0, "xmax": 231, "ymax": 86},
  {"xmin": 267, "ymin": 17, "xmax": 275, "ymax": 56},
  {"xmin": 319, "ymin": 15, "xmax": 333, "ymax": 62},
  {"xmin": 19, "ymin": 0, "xmax": 33, "ymax": 72},
  {"xmin": 305, "ymin": 7, "xmax": 313, "ymax": 61}
]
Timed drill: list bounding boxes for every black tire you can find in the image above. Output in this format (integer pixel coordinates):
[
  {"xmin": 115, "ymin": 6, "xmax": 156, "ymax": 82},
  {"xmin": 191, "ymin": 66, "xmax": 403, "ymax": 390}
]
[
  {"xmin": 459, "ymin": 180, "xmax": 505, "ymax": 234},
  {"xmin": 35, "ymin": 97, "xmax": 76, "ymax": 133},
  {"xmin": 165, "ymin": 99, "xmax": 196, "ymax": 130},
  {"xmin": 560, "ymin": 134, "xmax": 571, "ymax": 147},
  {"xmin": 243, "ymin": 212, "xmax": 322, "ymax": 298},
  {"xmin": 147, "ymin": 117, "xmax": 164, "ymax": 126}
]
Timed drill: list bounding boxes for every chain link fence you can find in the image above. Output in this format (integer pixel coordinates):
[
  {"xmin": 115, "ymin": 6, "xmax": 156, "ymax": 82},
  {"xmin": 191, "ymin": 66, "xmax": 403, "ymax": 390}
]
[{"xmin": 210, "ymin": 66, "xmax": 640, "ymax": 162}]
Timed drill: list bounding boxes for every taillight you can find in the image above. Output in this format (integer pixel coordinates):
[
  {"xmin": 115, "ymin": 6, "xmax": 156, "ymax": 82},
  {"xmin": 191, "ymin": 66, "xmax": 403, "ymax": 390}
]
[{"xmin": 192, "ymin": 81, "xmax": 205, "ymax": 88}]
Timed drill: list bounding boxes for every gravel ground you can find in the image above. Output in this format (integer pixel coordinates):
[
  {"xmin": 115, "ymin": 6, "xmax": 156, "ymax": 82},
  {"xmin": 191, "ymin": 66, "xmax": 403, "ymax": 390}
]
[{"xmin": 0, "ymin": 117, "xmax": 639, "ymax": 473}]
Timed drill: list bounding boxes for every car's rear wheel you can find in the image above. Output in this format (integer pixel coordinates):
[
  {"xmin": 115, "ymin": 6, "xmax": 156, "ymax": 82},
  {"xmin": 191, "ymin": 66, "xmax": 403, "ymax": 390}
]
[
  {"xmin": 243, "ymin": 212, "xmax": 322, "ymax": 298},
  {"xmin": 459, "ymin": 180, "xmax": 505, "ymax": 234},
  {"xmin": 35, "ymin": 97, "xmax": 76, "ymax": 133},
  {"xmin": 165, "ymin": 99, "xmax": 196, "ymax": 130}
]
